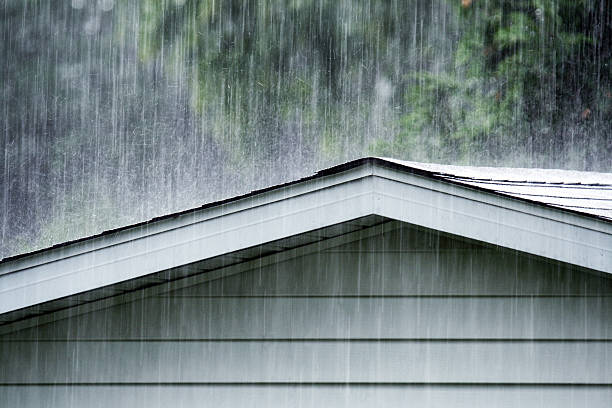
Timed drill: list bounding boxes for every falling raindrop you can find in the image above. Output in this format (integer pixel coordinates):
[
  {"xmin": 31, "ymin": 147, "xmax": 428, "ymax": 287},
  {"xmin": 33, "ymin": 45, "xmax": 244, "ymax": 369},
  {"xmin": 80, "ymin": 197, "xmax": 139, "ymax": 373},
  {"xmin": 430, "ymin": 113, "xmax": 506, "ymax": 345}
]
[
  {"xmin": 98, "ymin": 0, "xmax": 114, "ymax": 12},
  {"xmin": 83, "ymin": 16, "xmax": 100, "ymax": 35},
  {"xmin": 71, "ymin": 0, "xmax": 86, "ymax": 9},
  {"xmin": 0, "ymin": 0, "xmax": 610, "ymax": 259}
]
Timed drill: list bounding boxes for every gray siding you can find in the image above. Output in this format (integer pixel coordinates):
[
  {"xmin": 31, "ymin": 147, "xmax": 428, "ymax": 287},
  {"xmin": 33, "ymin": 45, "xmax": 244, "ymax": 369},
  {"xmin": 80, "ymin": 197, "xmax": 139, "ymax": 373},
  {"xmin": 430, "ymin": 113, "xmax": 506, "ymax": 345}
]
[{"xmin": 1, "ymin": 224, "xmax": 611, "ymax": 407}]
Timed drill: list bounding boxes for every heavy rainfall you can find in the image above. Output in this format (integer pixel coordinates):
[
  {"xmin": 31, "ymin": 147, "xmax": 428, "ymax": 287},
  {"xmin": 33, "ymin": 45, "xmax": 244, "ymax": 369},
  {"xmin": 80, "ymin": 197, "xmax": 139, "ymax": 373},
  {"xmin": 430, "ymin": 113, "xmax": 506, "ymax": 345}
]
[
  {"xmin": 2, "ymin": 2, "xmax": 612, "ymax": 407},
  {"xmin": 1, "ymin": 0, "xmax": 611, "ymax": 257}
]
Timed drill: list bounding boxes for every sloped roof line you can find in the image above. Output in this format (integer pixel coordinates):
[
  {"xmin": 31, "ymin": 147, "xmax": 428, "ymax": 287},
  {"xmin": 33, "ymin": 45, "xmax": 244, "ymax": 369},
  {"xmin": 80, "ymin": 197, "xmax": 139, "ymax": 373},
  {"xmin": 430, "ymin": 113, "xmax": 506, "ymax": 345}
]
[
  {"xmin": 0, "ymin": 158, "xmax": 376, "ymax": 265},
  {"xmin": 384, "ymin": 158, "xmax": 612, "ymax": 184},
  {"xmin": 442, "ymin": 178, "xmax": 612, "ymax": 189},
  {"xmin": 1, "ymin": 157, "xmax": 611, "ymax": 324},
  {"xmin": 379, "ymin": 158, "xmax": 612, "ymax": 220},
  {"xmin": 490, "ymin": 192, "xmax": 612, "ymax": 201},
  {"xmin": 2, "ymin": 157, "xmax": 611, "ymax": 267},
  {"xmin": 548, "ymin": 204, "xmax": 611, "ymax": 211}
]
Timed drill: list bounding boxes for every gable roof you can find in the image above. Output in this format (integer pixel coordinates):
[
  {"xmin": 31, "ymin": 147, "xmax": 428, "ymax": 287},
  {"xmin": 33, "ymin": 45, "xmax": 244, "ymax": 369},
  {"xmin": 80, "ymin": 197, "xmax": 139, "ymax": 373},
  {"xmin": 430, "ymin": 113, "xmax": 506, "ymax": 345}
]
[
  {"xmin": 383, "ymin": 158, "xmax": 612, "ymax": 219},
  {"xmin": 1, "ymin": 157, "xmax": 611, "ymax": 330},
  {"xmin": 3, "ymin": 157, "xmax": 610, "ymax": 267}
]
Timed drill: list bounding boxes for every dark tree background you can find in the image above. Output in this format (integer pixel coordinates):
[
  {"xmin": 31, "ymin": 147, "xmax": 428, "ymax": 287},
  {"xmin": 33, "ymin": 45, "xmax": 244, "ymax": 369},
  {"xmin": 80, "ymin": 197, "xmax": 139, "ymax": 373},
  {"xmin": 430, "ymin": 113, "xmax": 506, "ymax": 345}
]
[{"xmin": 1, "ymin": 0, "xmax": 611, "ymax": 258}]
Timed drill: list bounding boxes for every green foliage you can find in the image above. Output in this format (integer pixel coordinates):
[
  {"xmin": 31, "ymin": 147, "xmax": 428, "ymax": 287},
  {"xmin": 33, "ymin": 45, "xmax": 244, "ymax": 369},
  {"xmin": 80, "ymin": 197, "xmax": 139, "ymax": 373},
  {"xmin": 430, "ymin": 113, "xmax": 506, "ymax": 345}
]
[
  {"xmin": 138, "ymin": 0, "xmax": 611, "ymax": 166},
  {"xmin": 137, "ymin": 0, "xmax": 435, "ymax": 162},
  {"xmin": 3, "ymin": 0, "xmax": 610, "ymax": 259},
  {"xmin": 381, "ymin": 0, "xmax": 612, "ymax": 164}
]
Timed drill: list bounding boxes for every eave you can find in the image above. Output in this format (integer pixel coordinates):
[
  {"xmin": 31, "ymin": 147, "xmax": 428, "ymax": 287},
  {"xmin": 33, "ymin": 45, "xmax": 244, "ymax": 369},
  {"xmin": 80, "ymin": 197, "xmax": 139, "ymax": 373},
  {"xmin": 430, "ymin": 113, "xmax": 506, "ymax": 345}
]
[{"xmin": 1, "ymin": 157, "xmax": 610, "ymax": 329}]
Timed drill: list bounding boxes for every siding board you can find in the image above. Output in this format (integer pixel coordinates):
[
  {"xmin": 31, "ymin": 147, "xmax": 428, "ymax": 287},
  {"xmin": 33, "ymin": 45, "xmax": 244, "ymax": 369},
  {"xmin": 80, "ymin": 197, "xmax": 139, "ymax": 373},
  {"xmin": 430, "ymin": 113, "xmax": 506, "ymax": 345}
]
[
  {"xmin": 1, "ymin": 341, "xmax": 611, "ymax": 383},
  {"xmin": 1, "ymin": 223, "xmax": 611, "ymax": 407},
  {"xmin": 168, "ymin": 254, "xmax": 612, "ymax": 297},
  {"xmin": 2, "ymin": 385, "xmax": 611, "ymax": 408},
  {"xmin": 4, "ymin": 297, "xmax": 612, "ymax": 340}
]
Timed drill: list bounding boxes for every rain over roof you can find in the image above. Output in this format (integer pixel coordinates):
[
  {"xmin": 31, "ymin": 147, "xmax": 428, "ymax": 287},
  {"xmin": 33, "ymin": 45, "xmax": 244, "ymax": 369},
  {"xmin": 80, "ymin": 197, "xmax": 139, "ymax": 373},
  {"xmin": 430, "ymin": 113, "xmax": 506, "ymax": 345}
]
[
  {"xmin": 2, "ymin": 157, "xmax": 611, "ymax": 265},
  {"xmin": 382, "ymin": 158, "xmax": 612, "ymax": 220},
  {"xmin": 2, "ymin": 157, "xmax": 611, "ymax": 327}
]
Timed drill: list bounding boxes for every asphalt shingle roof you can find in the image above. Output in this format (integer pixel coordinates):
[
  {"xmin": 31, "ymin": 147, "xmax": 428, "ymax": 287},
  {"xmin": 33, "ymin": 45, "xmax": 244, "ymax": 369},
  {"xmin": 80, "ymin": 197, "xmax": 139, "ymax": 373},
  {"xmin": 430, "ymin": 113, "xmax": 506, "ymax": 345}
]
[{"xmin": 383, "ymin": 158, "xmax": 612, "ymax": 219}]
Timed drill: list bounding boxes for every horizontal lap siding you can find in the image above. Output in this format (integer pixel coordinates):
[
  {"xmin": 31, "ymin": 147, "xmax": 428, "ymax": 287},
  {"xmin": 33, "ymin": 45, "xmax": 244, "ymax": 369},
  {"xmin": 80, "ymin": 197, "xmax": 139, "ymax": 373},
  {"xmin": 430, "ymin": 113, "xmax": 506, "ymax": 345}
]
[
  {"xmin": 2, "ymin": 341, "xmax": 612, "ymax": 383},
  {"xmin": 169, "ymin": 253, "xmax": 612, "ymax": 297},
  {"xmin": 5, "ymin": 297, "xmax": 612, "ymax": 340},
  {"xmin": 2, "ymin": 385, "xmax": 612, "ymax": 408},
  {"xmin": 2, "ymin": 225, "xmax": 611, "ymax": 407}
]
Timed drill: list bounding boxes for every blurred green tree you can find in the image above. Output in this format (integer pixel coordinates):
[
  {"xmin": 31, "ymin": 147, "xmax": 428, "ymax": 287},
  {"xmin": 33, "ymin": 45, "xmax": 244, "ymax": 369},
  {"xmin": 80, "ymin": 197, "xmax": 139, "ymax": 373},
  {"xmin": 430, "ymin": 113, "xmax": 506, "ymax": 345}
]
[
  {"xmin": 138, "ymin": 0, "xmax": 451, "ymax": 161},
  {"xmin": 386, "ymin": 0, "xmax": 612, "ymax": 166}
]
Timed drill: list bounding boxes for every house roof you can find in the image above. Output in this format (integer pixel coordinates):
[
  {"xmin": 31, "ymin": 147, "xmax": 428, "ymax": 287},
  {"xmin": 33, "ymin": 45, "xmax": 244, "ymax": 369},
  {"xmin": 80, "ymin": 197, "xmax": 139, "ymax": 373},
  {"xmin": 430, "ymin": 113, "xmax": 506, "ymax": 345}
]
[
  {"xmin": 1, "ymin": 157, "xmax": 611, "ymax": 332},
  {"xmin": 382, "ymin": 158, "xmax": 612, "ymax": 220},
  {"xmin": 2, "ymin": 157, "xmax": 610, "ymax": 267}
]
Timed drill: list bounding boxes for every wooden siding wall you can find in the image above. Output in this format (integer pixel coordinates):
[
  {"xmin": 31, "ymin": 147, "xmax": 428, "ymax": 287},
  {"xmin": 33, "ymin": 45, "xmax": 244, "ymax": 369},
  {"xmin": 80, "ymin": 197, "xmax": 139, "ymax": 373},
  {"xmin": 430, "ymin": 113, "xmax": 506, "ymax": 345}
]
[{"xmin": 1, "ymin": 224, "xmax": 612, "ymax": 407}]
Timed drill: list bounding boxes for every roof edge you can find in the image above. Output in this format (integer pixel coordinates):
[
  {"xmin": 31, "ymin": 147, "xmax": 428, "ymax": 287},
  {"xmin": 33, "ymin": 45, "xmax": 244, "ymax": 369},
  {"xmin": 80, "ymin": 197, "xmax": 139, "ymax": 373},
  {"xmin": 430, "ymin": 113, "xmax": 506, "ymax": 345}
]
[{"xmin": 3, "ymin": 156, "xmax": 610, "ymax": 269}]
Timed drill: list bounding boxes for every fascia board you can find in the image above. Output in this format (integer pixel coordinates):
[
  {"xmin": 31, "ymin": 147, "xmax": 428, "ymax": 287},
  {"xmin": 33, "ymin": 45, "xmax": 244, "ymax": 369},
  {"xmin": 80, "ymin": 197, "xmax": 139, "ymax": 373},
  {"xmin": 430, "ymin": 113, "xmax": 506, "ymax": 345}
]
[
  {"xmin": 0, "ymin": 164, "xmax": 375, "ymax": 276},
  {"xmin": 0, "ymin": 221, "xmax": 403, "ymax": 335},
  {"xmin": 0, "ymin": 168, "xmax": 377, "ymax": 315},
  {"xmin": 1, "ymin": 159, "xmax": 610, "ymax": 317},
  {"xmin": 371, "ymin": 166, "xmax": 612, "ymax": 274}
]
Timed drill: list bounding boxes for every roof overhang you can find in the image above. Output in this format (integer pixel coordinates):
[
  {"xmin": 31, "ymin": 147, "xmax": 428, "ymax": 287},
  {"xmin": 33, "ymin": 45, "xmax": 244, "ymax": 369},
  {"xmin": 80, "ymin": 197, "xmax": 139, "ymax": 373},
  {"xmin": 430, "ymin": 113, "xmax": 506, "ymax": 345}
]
[{"xmin": 1, "ymin": 157, "xmax": 611, "ymax": 326}]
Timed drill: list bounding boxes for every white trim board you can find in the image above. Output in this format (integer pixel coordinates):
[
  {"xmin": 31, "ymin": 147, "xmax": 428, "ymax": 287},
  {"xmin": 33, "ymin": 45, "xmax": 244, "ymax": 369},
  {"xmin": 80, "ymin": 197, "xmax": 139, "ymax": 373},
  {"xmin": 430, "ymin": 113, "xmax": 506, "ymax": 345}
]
[
  {"xmin": 0, "ymin": 221, "xmax": 406, "ymax": 335},
  {"xmin": 0, "ymin": 158, "xmax": 610, "ymax": 318}
]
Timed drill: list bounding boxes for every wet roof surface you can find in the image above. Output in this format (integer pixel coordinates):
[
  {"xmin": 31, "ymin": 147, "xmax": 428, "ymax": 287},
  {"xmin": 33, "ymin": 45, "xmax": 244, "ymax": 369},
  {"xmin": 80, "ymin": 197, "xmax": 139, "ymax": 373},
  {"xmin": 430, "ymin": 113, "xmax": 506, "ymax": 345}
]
[
  {"xmin": 382, "ymin": 158, "xmax": 612, "ymax": 220},
  {"xmin": 2, "ymin": 157, "xmax": 611, "ymax": 264}
]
